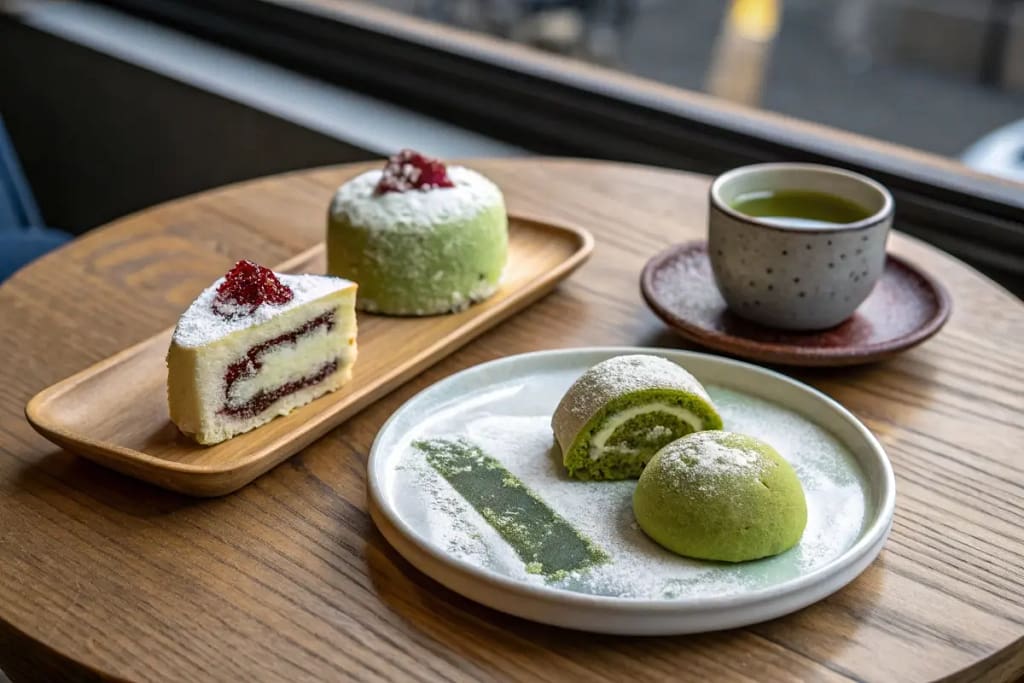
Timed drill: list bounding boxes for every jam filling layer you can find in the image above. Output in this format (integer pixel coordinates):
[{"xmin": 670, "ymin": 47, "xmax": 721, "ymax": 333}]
[
  {"xmin": 221, "ymin": 359, "xmax": 339, "ymax": 419},
  {"xmin": 220, "ymin": 311, "xmax": 337, "ymax": 418}
]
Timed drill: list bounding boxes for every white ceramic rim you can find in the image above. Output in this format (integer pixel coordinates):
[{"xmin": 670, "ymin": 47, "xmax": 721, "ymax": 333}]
[
  {"xmin": 367, "ymin": 347, "xmax": 896, "ymax": 616},
  {"xmin": 709, "ymin": 162, "xmax": 895, "ymax": 232}
]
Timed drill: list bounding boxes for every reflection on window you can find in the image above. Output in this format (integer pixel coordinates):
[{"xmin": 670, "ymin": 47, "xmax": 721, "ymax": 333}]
[{"xmin": 355, "ymin": 0, "xmax": 1024, "ymax": 180}]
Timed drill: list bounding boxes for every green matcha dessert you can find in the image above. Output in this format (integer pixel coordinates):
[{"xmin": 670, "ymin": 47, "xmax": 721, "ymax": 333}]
[
  {"xmin": 551, "ymin": 355, "xmax": 723, "ymax": 480},
  {"xmin": 327, "ymin": 149, "xmax": 507, "ymax": 316},
  {"xmin": 416, "ymin": 437, "xmax": 608, "ymax": 579},
  {"xmin": 633, "ymin": 431, "xmax": 807, "ymax": 562}
]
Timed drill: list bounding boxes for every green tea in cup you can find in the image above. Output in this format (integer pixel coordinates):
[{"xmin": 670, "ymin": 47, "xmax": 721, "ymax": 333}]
[
  {"xmin": 729, "ymin": 189, "xmax": 872, "ymax": 229},
  {"xmin": 709, "ymin": 163, "xmax": 893, "ymax": 330}
]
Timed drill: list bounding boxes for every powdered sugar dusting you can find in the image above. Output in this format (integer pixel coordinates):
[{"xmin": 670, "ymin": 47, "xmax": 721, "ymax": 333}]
[
  {"xmin": 173, "ymin": 273, "xmax": 353, "ymax": 347},
  {"xmin": 569, "ymin": 356, "xmax": 709, "ymax": 414},
  {"xmin": 387, "ymin": 378, "xmax": 869, "ymax": 601},
  {"xmin": 652, "ymin": 251, "xmax": 724, "ymax": 317},
  {"xmin": 659, "ymin": 431, "xmax": 768, "ymax": 483},
  {"xmin": 329, "ymin": 166, "xmax": 503, "ymax": 231},
  {"xmin": 552, "ymin": 354, "xmax": 715, "ymax": 451}
]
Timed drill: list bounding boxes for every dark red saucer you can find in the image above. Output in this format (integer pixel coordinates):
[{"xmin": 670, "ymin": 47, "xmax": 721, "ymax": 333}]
[{"xmin": 640, "ymin": 241, "xmax": 952, "ymax": 366}]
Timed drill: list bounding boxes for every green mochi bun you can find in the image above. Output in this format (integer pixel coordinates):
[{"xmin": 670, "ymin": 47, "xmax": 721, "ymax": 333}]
[
  {"xmin": 633, "ymin": 431, "xmax": 807, "ymax": 562},
  {"xmin": 551, "ymin": 355, "xmax": 723, "ymax": 480}
]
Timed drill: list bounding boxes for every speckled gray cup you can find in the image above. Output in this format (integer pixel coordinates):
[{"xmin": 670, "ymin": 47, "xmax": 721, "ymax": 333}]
[{"xmin": 708, "ymin": 163, "xmax": 893, "ymax": 331}]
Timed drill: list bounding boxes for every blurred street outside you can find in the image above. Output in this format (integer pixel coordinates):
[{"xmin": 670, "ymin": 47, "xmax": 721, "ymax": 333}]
[{"xmin": 363, "ymin": 0, "xmax": 1024, "ymax": 161}]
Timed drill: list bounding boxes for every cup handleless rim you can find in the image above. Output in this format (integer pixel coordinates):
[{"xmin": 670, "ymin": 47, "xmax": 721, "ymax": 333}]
[{"xmin": 710, "ymin": 163, "xmax": 894, "ymax": 234}]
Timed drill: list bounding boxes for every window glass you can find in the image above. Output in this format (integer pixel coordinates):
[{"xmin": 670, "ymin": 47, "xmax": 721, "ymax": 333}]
[{"xmin": 355, "ymin": 0, "xmax": 1024, "ymax": 181}]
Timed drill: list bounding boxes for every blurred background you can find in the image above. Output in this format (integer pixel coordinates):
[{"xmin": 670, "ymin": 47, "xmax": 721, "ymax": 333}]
[
  {"xmin": 1, "ymin": 0, "xmax": 1022, "ymax": 289},
  {"xmin": 365, "ymin": 0, "xmax": 1024, "ymax": 172}
]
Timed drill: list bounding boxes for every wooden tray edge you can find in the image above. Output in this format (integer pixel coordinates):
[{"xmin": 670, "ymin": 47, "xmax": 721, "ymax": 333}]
[{"xmin": 25, "ymin": 214, "xmax": 594, "ymax": 495}]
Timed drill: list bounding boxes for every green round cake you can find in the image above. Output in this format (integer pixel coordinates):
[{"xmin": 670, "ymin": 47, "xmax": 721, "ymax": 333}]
[
  {"xmin": 551, "ymin": 355, "xmax": 723, "ymax": 480},
  {"xmin": 327, "ymin": 149, "xmax": 507, "ymax": 316},
  {"xmin": 633, "ymin": 431, "xmax": 808, "ymax": 562}
]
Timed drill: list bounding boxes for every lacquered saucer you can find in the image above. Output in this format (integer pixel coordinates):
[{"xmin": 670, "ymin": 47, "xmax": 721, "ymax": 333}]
[{"xmin": 640, "ymin": 242, "xmax": 951, "ymax": 367}]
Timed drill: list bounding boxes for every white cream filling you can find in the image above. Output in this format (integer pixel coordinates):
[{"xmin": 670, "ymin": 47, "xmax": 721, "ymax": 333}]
[
  {"xmin": 226, "ymin": 328, "xmax": 352, "ymax": 406},
  {"xmin": 588, "ymin": 403, "xmax": 704, "ymax": 461}
]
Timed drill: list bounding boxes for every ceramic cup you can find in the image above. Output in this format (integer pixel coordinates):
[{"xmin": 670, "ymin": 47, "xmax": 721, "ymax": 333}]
[{"xmin": 708, "ymin": 163, "xmax": 893, "ymax": 330}]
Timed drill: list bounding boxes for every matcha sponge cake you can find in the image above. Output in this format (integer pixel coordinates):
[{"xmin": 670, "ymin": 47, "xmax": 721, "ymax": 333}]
[
  {"xmin": 634, "ymin": 431, "xmax": 807, "ymax": 562},
  {"xmin": 327, "ymin": 149, "xmax": 507, "ymax": 315},
  {"xmin": 552, "ymin": 355, "xmax": 723, "ymax": 480}
]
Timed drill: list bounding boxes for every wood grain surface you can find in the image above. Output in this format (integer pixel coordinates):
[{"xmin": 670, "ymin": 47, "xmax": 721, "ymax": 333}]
[{"xmin": 1, "ymin": 159, "xmax": 1022, "ymax": 682}]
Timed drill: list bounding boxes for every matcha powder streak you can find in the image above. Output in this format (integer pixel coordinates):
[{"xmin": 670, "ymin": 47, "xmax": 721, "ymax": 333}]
[{"xmin": 415, "ymin": 438, "xmax": 609, "ymax": 578}]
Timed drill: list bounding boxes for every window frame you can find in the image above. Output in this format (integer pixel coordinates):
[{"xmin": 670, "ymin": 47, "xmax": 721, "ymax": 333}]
[{"xmin": 87, "ymin": 0, "xmax": 1024, "ymax": 287}]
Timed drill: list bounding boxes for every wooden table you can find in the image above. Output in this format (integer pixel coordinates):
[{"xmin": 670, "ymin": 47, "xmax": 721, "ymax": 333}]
[{"xmin": 1, "ymin": 159, "xmax": 1022, "ymax": 682}]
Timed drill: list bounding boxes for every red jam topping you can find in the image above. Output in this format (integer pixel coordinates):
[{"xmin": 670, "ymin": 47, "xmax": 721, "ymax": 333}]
[
  {"xmin": 212, "ymin": 259, "xmax": 293, "ymax": 318},
  {"xmin": 374, "ymin": 149, "xmax": 454, "ymax": 195}
]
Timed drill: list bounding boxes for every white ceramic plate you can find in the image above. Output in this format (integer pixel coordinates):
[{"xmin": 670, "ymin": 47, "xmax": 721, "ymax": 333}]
[{"xmin": 367, "ymin": 347, "xmax": 895, "ymax": 635}]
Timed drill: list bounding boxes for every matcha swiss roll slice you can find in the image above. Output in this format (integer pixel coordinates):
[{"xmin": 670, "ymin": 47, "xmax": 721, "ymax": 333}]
[{"xmin": 551, "ymin": 354, "xmax": 723, "ymax": 480}]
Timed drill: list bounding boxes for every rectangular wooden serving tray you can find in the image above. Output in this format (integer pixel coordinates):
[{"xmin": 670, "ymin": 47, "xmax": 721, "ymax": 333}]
[{"xmin": 26, "ymin": 215, "xmax": 593, "ymax": 496}]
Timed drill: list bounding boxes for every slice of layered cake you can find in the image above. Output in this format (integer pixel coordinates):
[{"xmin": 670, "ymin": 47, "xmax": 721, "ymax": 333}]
[{"xmin": 167, "ymin": 260, "xmax": 357, "ymax": 444}]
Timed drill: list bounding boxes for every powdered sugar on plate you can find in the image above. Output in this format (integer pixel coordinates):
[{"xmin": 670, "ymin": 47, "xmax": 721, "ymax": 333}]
[{"xmin": 388, "ymin": 379, "xmax": 869, "ymax": 601}]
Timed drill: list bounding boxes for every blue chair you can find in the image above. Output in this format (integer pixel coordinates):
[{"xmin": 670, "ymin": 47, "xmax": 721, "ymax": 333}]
[{"xmin": 0, "ymin": 116, "xmax": 73, "ymax": 283}]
